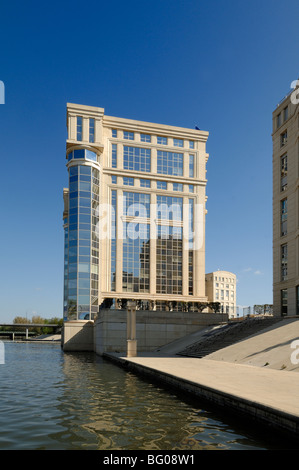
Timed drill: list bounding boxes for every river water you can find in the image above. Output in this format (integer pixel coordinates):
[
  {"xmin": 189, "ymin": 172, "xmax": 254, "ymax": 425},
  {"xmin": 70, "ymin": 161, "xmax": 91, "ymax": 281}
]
[{"xmin": 0, "ymin": 341, "xmax": 294, "ymax": 450}]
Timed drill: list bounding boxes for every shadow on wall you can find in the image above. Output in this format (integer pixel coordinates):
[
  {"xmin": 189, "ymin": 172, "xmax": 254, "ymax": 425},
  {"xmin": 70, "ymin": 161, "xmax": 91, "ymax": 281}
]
[{"xmin": 62, "ymin": 321, "xmax": 94, "ymax": 352}]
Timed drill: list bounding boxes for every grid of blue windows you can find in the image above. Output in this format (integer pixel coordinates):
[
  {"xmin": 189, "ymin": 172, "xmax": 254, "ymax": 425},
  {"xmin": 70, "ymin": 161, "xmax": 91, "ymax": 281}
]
[
  {"xmin": 89, "ymin": 118, "xmax": 95, "ymax": 143},
  {"xmin": 63, "ymin": 223, "xmax": 68, "ymax": 321},
  {"xmin": 157, "ymin": 181, "xmax": 167, "ymax": 190},
  {"xmin": 157, "ymin": 136, "xmax": 167, "ymax": 145},
  {"xmin": 77, "ymin": 116, "xmax": 82, "ymax": 141},
  {"xmin": 124, "ymin": 131, "xmax": 134, "ymax": 140},
  {"xmin": 140, "ymin": 179, "xmax": 151, "ymax": 188},
  {"xmin": 123, "ymin": 177, "xmax": 134, "ymax": 186},
  {"xmin": 123, "ymin": 146, "xmax": 151, "ymax": 172},
  {"xmin": 66, "ymin": 164, "xmax": 100, "ymax": 320},
  {"xmin": 189, "ymin": 154, "xmax": 194, "ymax": 177},
  {"xmin": 173, "ymin": 183, "xmax": 183, "ymax": 192},
  {"xmin": 157, "ymin": 151, "xmax": 183, "ymax": 176},
  {"xmin": 188, "ymin": 199, "xmax": 194, "ymax": 294},
  {"xmin": 156, "ymin": 195, "xmax": 183, "ymax": 222},
  {"xmin": 68, "ymin": 149, "xmax": 97, "ymax": 162},
  {"xmin": 173, "ymin": 138, "xmax": 183, "ymax": 147},
  {"xmin": 156, "ymin": 225, "xmax": 183, "ymax": 295},
  {"xmin": 112, "ymin": 144, "xmax": 117, "ymax": 168},
  {"xmin": 122, "ymin": 223, "xmax": 150, "ymax": 293},
  {"xmin": 123, "ymin": 192, "xmax": 150, "ymax": 218},
  {"xmin": 111, "ymin": 190, "xmax": 117, "ymax": 291},
  {"xmin": 140, "ymin": 133, "xmax": 151, "ymax": 143}
]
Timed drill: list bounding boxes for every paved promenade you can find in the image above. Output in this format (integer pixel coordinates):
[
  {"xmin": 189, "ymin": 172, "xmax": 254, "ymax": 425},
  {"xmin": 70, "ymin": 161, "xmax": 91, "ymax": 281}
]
[{"xmin": 104, "ymin": 352, "xmax": 299, "ymax": 441}]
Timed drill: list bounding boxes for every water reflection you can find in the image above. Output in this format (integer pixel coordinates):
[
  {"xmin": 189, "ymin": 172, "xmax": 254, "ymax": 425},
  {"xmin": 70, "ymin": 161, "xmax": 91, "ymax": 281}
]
[{"xmin": 0, "ymin": 343, "xmax": 294, "ymax": 450}]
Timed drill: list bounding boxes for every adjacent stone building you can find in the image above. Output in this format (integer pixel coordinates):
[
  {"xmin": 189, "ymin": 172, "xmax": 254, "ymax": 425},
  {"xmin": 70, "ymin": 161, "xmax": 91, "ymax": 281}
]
[
  {"xmin": 205, "ymin": 271, "xmax": 237, "ymax": 317},
  {"xmin": 272, "ymin": 82, "xmax": 299, "ymax": 316}
]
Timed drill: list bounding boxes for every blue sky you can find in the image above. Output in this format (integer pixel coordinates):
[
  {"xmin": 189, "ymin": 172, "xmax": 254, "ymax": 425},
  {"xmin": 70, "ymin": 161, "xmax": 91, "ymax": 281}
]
[{"xmin": 0, "ymin": 0, "xmax": 298, "ymax": 322}]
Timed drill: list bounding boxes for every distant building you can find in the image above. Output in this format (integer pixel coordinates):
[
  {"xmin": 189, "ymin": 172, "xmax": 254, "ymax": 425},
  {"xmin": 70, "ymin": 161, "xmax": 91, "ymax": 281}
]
[
  {"xmin": 205, "ymin": 271, "xmax": 237, "ymax": 317},
  {"xmin": 272, "ymin": 82, "xmax": 299, "ymax": 316},
  {"xmin": 63, "ymin": 103, "xmax": 210, "ymax": 321}
]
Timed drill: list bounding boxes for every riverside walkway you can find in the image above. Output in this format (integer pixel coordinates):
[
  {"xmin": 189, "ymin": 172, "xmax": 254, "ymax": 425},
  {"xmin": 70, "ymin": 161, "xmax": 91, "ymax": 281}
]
[{"xmin": 104, "ymin": 351, "xmax": 299, "ymax": 443}]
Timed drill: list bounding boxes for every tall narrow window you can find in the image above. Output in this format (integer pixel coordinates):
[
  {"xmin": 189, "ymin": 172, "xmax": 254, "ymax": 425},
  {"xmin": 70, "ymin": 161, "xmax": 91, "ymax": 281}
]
[
  {"xmin": 280, "ymin": 130, "xmax": 287, "ymax": 147},
  {"xmin": 112, "ymin": 144, "xmax": 117, "ymax": 168},
  {"xmin": 281, "ymin": 289, "xmax": 288, "ymax": 316},
  {"xmin": 89, "ymin": 118, "xmax": 95, "ymax": 143},
  {"xmin": 189, "ymin": 154, "xmax": 194, "ymax": 177},
  {"xmin": 281, "ymin": 199, "xmax": 287, "ymax": 236},
  {"xmin": 283, "ymin": 106, "xmax": 288, "ymax": 122},
  {"xmin": 77, "ymin": 116, "xmax": 83, "ymax": 141},
  {"xmin": 281, "ymin": 155, "xmax": 287, "ymax": 191},
  {"xmin": 281, "ymin": 244, "xmax": 288, "ymax": 281}
]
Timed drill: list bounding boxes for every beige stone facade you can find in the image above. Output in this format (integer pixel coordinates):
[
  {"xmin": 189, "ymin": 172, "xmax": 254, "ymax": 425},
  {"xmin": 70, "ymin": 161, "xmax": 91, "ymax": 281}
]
[
  {"xmin": 205, "ymin": 271, "xmax": 237, "ymax": 317},
  {"xmin": 63, "ymin": 103, "xmax": 210, "ymax": 320},
  {"xmin": 272, "ymin": 83, "xmax": 299, "ymax": 316}
]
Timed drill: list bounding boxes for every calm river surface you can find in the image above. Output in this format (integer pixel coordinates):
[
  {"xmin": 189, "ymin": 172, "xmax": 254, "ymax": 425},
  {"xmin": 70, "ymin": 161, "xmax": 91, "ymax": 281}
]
[{"xmin": 0, "ymin": 341, "xmax": 294, "ymax": 450}]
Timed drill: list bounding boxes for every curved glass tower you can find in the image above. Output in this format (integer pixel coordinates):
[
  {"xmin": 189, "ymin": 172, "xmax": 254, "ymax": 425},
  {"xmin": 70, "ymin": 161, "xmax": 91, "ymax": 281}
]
[{"xmin": 63, "ymin": 105, "xmax": 104, "ymax": 321}]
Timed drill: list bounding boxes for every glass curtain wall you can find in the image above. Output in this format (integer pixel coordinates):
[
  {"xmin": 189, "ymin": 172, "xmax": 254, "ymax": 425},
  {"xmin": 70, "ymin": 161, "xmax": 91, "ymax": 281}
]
[{"xmin": 66, "ymin": 164, "xmax": 100, "ymax": 320}]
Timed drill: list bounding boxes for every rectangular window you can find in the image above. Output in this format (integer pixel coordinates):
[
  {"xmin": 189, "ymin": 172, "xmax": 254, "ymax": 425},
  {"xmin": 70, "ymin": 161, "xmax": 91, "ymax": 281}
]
[
  {"xmin": 281, "ymin": 155, "xmax": 287, "ymax": 191},
  {"xmin": 281, "ymin": 199, "xmax": 287, "ymax": 236},
  {"xmin": 156, "ymin": 195, "xmax": 183, "ymax": 222},
  {"xmin": 122, "ymin": 223, "xmax": 150, "ymax": 293},
  {"xmin": 189, "ymin": 185, "xmax": 194, "ymax": 193},
  {"xmin": 156, "ymin": 225, "xmax": 182, "ymax": 295},
  {"xmin": 173, "ymin": 183, "xmax": 183, "ymax": 191},
  {"xmin": 157, "ymin": 136, "xmax": 168, "ymax": 145},
  {"xmin": 77, "ymin": 116, "xmax": 83, "ymax": 141},
  {"xmin": 280, "ymin": 130, "xmax": 287, "ymax": 147},
  {"xmin": 124, "ymin": 131, "xmax": 134, "ymax": 140},
  {"xmin": 189, "ymin": 154, "xmax": 194, "ymax": 177},
  {"xmin": 173, "ymin": 138, "xmax": 183, "ymax": 147},
  {"xmin": 157, "ymin": 150, "xmax": 183, "ymax": 176},
  {"xmin": 284, "ymin": 106, "xmax": 288, "ymax": 122},
  {"xmin": 123, "ymin": 177, "xmax": 134, "ymax": 186},
  {"xmin": 112, "ymin": 129, "xmax": 117, "ymax": 138},
  {"xmin": 111, "ymin": 175, "xmax": 117, "ymax": 184},
  {"xmin": 89, "ymin": 118, "xmax": 95, "ymax": 143},
  {"xmin": 112, "ymin": 144, "xmax": 117, "ymax": 168},
  {"xmin": 140, "ymin": 133, "xmax": 151, "ymax": 143},
  {"xmin": 189, "ymin": 141, "xmax": 194, "ymax": 149},
  {"xmin": 281, "ymin": 244, "xmax": 288, "ymax": 281},
  {"xmin": 123, "ymin": 146, "xmax": 151, "ymax": 172},
  {"xmin": 157, "ymin": 181, "xmax": 167, "ymax": 190},
  {"xmin": 281, "ymin": 289, "xmax": 288, "ymax": 316},
  {"xmin": 140, "ymin": 179, "xmax": 151, "ymax": 188},
  {"xmin": 277, "ymin": 113, "xmax": 281, "ymax": 128},
  {"xmin": 123, "ymin": 192, "xmax": 150, "ymax": 219}
]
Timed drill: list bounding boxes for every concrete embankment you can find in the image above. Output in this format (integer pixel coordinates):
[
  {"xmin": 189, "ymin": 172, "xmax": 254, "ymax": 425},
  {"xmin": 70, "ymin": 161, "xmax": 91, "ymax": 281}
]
[{"xmin": 103, "ymin": 318, "xmax": 299, "ymax": 443}]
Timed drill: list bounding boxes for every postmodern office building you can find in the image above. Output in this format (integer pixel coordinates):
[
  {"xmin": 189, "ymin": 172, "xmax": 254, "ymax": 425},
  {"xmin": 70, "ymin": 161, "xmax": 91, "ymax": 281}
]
[
  {"xmin": 205, "ymin": 271, "xmax": 237, "ymax": 317},
  {"xmin": 272, "ymin": 82, "xmax": 299, "ymax": 316},
  {"xmin": 63, "ymin": 103, "xmax": 210, "ymax": 321}
]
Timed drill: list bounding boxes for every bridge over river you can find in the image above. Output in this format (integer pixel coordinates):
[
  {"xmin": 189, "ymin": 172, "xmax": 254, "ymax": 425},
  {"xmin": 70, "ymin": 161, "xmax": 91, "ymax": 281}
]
[{"xmin": 0, "ymin": 323, "xmax": 61, "ymax": 341}]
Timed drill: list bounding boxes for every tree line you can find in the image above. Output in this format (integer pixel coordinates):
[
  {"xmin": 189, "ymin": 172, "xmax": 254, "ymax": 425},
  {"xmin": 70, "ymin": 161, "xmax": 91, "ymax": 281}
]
[{"xmin": 0, "ymin": 316, "xmax": 63, "ymax": 334}]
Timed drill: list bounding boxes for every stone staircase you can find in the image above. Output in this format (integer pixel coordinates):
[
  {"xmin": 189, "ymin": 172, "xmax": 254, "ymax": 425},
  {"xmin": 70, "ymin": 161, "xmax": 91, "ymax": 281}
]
[{"xmin": 177, "ymin": 316, "xmax": 284, "ymax": 359}]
